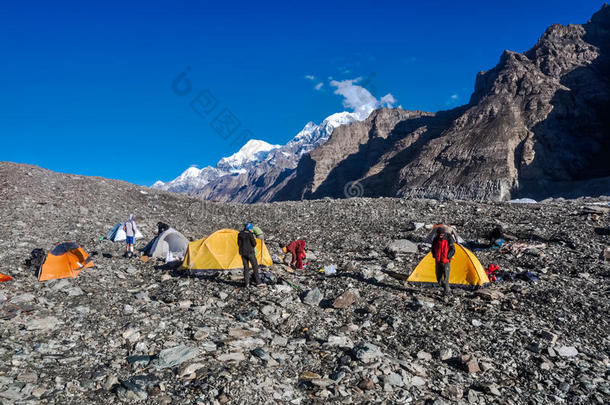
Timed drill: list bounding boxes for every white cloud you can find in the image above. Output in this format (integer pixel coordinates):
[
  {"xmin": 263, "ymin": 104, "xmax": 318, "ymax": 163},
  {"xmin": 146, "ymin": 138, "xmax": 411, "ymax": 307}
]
[
  {"xmin": 329, "ymin": 77, "xmax": 398, "ymax": 120},
  {"xmin": 450, "ymin": 94, "xmax": 458, "ymax": 100},
  {"xmin": 305, "ymin": 75, "xmax": 315, "ymax": 80},
  {"xmin": 380, "ymin": 94, "xmax": 397, "ymax": 107},
  {"xmin": 314, "ymin": 82, "xmax": 324, "ymax": 91}
]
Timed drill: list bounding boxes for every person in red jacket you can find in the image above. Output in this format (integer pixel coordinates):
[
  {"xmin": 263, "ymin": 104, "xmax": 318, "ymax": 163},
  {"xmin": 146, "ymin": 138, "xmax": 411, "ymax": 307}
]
[
  {"xmin": 282, "ymin": 240, "xmax": 306, "ymax": 269},
  {"xmin": 431, "ymin": 227, "xmax": 455, "ymax": 294}
]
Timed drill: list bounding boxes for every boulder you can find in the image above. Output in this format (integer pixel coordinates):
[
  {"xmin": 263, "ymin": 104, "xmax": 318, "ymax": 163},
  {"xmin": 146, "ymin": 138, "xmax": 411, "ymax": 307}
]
[
  {"xmin": 155, "ymin": 345, "xmax": 199, "ymax": 369},
  {"xmin": 358, "ymin": 378, "xmax": 375, "ymax": 391},
  {"xmin": 301, "ymin": 288, "xmax": 323, "ymax": 306},
  {"xmin": 555, "ymin": 346, "xmax": 578, "ymax": 358},
  {"xmin": 353, "ymin": 343, "xmax": 383, "ymax": 363},
  {"xmin": 332, "ymin": 289, "xmax": 359, "ymax": 309},
  {"xmin": 461, "ymin": 354, "xmax": 480, "ymax": 374},
  {"xmin": 385, "ymin": 239, "xmax": 418, "ymax": 256}
]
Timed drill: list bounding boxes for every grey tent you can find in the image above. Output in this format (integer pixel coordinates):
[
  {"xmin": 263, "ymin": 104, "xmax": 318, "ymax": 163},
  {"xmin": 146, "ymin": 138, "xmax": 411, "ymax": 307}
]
[
  {"xmin": 107, "ymin": 223, "xmax": 143, "ymax": 242},
  {"xmin": 142, "ymin": 228, "xmax": 189, "ymax": 261}
]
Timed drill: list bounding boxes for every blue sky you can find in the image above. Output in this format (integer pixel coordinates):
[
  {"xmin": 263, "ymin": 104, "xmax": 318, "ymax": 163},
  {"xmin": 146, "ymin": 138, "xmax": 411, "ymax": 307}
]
[{"xmin": 1, "ymin": 0, "xmax": 605, "ymax": 185}]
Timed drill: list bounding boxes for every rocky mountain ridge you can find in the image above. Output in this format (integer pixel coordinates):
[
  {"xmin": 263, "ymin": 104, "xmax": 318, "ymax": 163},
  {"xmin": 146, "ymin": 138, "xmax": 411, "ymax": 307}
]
[
  {"xmin": 274, "ymin": 6, "xmax": 610, "ymax": 202},
  {"xmin": 160, "ymin": 5, "xmax": 610, "ymax": 203}
]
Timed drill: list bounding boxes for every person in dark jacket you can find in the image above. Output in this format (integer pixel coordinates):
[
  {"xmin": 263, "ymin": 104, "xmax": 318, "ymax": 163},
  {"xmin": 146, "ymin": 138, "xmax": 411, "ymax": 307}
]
[
  {"xmin": 237, "ymin": 223, "xmax": 260, "ymax": 287},
  {"xmin": 282, "ymin": 240, "xmax": 306, "ymax": 270},
  {"xmin": 488, "ymin": 225, "xmax": 505, "ymax": 247},
  {"xmin": 431, "ymin": 227, "xmax": 455, "ymax": 294}
]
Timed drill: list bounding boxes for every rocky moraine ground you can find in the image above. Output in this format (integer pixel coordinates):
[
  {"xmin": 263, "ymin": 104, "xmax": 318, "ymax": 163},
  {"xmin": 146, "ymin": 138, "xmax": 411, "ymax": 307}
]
[{"xmin": 0, "ymin": 162, "xmax": 609, "ymax": 404}]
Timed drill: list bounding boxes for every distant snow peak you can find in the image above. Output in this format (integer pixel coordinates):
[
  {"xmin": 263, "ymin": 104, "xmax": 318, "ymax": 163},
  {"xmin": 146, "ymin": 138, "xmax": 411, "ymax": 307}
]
[
  {"xmin": 151, "ymin": 140, "xmax": 280, "ymax": 193},
  {"xmin": 151, "ymin": 165, "xmax": 229, "ymax": 193},
  {"xmin": 153, "ymin": 73, "xmax": 402, "ymax": 196},
  {"xmin": 152, "ymin": 107, "xmax": 371, "ymax": 195},
  {"xmin": 183, "ymin": 166, "xmax": 201, "ymax": 177},
  {"xmin": 289, "ymin": 111, "xmax": 360, "ymax": 151},
  {"xmin": 323, "ymin": 111, "xmax": 360, "ymax": 127},
  {"xmin": 217, "ymin": 139, "xmax": 279, "ymax": 170}
]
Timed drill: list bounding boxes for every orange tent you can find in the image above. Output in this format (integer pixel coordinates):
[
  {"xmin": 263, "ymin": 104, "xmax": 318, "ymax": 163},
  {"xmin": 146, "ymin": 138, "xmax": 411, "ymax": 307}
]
[
  {"xmin": 39, "ymin": 243, "xmax": 94, "ymax": 281},
  {"xmin": 0, "ymin": 273, "xmax": 12, "ymax": 282}
]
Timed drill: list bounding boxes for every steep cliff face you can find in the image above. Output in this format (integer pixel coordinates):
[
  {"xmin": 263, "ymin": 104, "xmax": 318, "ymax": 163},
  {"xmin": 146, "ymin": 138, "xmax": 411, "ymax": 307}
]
[{"xmin": 275, "ymin": 5, "xmax": 610, "ymax": 202}]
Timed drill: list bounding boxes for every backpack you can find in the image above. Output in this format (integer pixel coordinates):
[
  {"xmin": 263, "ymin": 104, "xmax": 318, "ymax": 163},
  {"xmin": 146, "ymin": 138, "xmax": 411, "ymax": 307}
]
[
  {"xmin": 157, "ymin": 222, "xmax": 169, "ymax": 235},
  {"xmin": 259, "ymin": 271, "xmax": 276, "ymax": 284},
  {"xmin": 26, "ymin": 248, "xmax": 46, "ymax": 270},
  {"xmin": 517, "ymin": 271, "xmax": 539, "ymax": 282},
  {"xmin": 485, "ymin": 264, "xmax": 500, "ymax": 282}
]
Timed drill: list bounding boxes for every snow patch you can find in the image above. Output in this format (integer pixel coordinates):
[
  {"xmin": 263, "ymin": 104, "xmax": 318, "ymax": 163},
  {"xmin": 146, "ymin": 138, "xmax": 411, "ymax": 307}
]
[{"xmin": 509, "ymin": 198, "xmax": 537, "ymax": 204}]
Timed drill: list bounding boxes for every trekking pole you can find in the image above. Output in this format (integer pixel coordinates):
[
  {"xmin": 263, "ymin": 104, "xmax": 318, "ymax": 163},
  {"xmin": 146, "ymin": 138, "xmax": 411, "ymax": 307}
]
[{"xmin": 279, "ymin": 277, "xmax": 301, "ymax": 292}]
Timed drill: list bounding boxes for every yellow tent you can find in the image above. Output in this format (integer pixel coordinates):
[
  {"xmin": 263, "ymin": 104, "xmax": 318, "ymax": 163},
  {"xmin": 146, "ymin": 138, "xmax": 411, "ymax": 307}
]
[
  {"xmin": 180, "ymin": 229, "xmax": 273, "ymax": 271},
  {"xmin": 406, "ymin": 244, "xmax": 489, "ymax": 286}
]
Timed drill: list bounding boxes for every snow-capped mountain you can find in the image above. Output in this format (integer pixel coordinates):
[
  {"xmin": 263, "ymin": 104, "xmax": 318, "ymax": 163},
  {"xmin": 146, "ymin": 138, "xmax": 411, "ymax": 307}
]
[
  {"xmin": 151, "ymin": 166, "xmax": 228, "ymax": 194},
  {"xmin": 287, "ymin": 111, "xmax": 360, "ymax": 158},
  {"xmin": 153, "ymin": 111, "xmax": 362, "ymax": 198},
  {"xmin": 152, "ymin": 140, "xmax": 279, "ymax": 193},
  {"xmin": 153, "ymin": 71, "xmax": 399, "ymax": 200},
  {"xmin": 217, "ymin": 140, "xmax": 279, "ymax": 172},
  {"xmin": 191, "ymin": 111, "xmax": 363, "ymax": 202}
]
